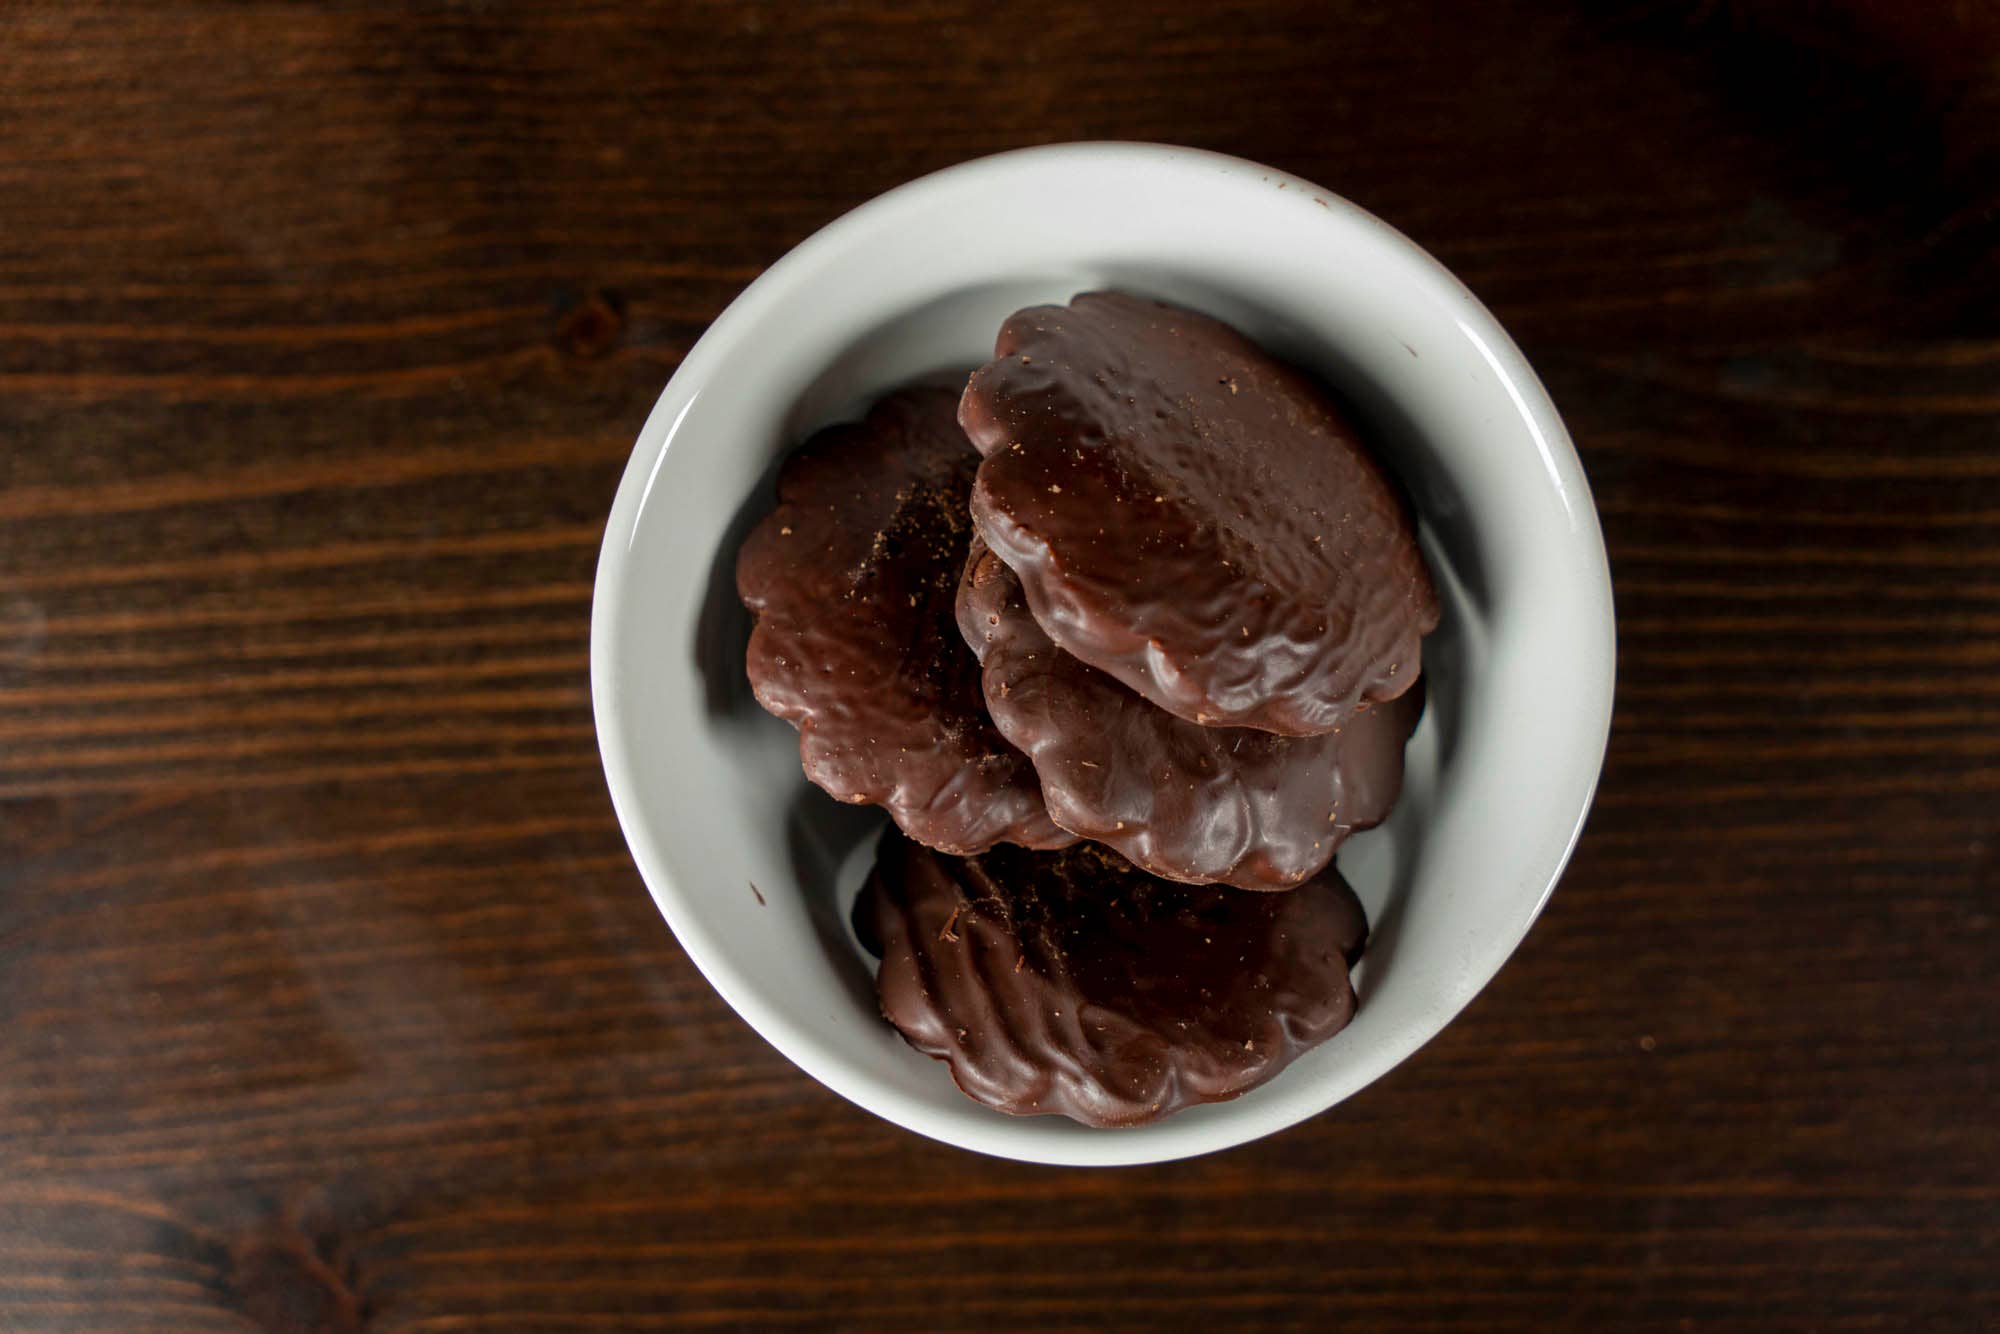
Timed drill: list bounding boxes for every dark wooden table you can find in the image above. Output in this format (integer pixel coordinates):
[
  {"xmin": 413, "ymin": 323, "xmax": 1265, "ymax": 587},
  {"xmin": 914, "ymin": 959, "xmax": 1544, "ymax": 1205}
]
[{"xmin": 4, "ymin": 3, "xmax": 1996, "ymax": 1329}]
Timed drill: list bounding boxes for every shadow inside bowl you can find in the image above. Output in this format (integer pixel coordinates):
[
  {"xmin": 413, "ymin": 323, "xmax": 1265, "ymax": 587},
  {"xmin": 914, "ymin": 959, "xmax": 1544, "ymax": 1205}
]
[
  {"xmin": 784, "ymin": 784, "xmax": 886, "ymax": 1014},
  {"xmin": 693, "ymin": 455, "xmax": 777, "ymax": 723},
  {"xmin": 1344, "ymin": 484, "xmax": 1486, "ymax": 995}
]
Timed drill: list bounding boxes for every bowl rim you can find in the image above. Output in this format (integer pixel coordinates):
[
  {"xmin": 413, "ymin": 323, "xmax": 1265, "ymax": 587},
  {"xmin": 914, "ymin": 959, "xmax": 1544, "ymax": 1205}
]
[{"xmin": 591, "ymin": 140, "xmax": 1616, "ymax": 1166}]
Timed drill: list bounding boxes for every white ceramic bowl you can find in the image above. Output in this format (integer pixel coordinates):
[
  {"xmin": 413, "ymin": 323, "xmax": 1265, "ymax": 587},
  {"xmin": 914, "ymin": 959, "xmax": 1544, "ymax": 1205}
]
[{"xmin": 591, "ymin": 142, "xmax": 1614, "ymax": 1166}]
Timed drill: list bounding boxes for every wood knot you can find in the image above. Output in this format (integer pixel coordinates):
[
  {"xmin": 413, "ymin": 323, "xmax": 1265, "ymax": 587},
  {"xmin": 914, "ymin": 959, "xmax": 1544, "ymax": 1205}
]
[
  {"xmin": 553, "ymin": 289, "xmax": 626, "ymax": 359},
  {"xmin": 228, "ymin": 1232, "xmax": 366, "ymax": 1334}
]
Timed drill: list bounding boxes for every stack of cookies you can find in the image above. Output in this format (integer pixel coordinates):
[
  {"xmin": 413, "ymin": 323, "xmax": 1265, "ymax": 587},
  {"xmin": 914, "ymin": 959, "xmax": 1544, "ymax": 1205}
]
[{"xmin": 736, "ymin": 293, "xmax": 1438, "ymax": 1126}]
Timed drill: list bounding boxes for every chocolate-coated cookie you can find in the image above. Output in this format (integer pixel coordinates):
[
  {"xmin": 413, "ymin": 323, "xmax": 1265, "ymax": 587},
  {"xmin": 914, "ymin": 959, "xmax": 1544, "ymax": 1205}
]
[
  {"xmin": 961, "ymin": 291, "xmax": 1438, "ymax": 736},
  {"xmin": 736, "ymin": 385, "xmax": 1073, "ymax": 854},
  {"xmin": 856, "ymin": 829, "xmax": 1369, "ymax": 1127},
  {"xmin": 957, "ymin": 537, "xmax": 1421, "ymax": 889}
]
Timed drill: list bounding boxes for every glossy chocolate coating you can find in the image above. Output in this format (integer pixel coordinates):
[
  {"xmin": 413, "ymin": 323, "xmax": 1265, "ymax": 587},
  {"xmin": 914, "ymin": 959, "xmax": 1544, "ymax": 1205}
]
[
  {"xmin": 961, "ymin": 291, "xmax": 1439, "ymax": 736},
  {"xmin": 957, "ymin": 537, "xmax": 1422, "ymax": 889},
  {"xmin": 736, "ymin": 385, "xmax": 1073, "ymax": 854},
  {"xmin": 856, "ymin": 829, "xmax": 1369, "ymax": 1127}
]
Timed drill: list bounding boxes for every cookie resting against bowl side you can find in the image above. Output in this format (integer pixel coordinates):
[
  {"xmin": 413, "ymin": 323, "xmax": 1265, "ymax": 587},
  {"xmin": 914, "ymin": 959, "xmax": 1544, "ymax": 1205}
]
[
  {"xmin": 960, "ymin": 291, "xmax": 1439, "ymax": 737},
  {"xmin": 735, "ymin": 384, "xmax": 1073, "ymax": 855},
  {"xmin": 854, "ymin": 828, "xmax": 1369, "ymax": 1128},
  {"xmin": 957, "ymin": 535, "xmax": 1423, "ymax": 890}
]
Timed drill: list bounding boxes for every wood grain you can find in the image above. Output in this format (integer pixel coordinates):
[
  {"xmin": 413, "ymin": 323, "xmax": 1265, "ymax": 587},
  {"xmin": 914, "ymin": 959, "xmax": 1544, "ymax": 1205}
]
[{"xmin": 3, "ymin": 1, "xmax": 1996, "ymax": 1329}]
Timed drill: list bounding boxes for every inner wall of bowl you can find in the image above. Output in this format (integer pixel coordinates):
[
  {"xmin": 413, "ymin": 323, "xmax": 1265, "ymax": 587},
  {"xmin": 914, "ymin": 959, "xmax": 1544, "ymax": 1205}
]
[{"xmin": 605, "ymin": 148, "xmax": 1603, "ymax": 1162}]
